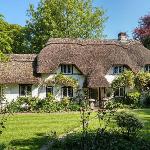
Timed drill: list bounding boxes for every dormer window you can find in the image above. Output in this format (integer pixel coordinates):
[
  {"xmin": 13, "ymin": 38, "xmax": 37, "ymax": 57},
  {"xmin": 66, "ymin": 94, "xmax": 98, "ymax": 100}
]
[
  {"xmin": 61, "ymin": 64, "xmax": 73, "ymax": 74},
  {"xmin": 113, "ymin": 66, "xmax": 124, "ymax": 75},
  {"xmin": 144, "ymin": 65, "xmax": 150, "ymax": 73}
]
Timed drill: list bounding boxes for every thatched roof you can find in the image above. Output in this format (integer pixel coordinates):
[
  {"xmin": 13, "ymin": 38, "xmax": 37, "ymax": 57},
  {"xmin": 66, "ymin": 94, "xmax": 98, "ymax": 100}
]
[
  {"xmin": 1, "ymin": 38, "xmax": 150, "ymax": 88},
  {"xmin": 37, "ymin": 38, "xmax": 150, "ymax": 87},
  {"xmin": 0, "ymin": 54, "xmax": 39, "ymax": 84}
]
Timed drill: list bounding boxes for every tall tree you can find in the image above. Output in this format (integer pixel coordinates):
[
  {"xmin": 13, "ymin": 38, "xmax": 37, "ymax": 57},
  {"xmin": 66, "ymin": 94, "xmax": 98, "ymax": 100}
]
[
  {"xmin": 26, "ymin": 0, "xmax": 106, "ymax": 53},
  {"xmin": 133, "ymin": 13, "xmax": 150, "ymax": 49},
  {"xmin": 0, "ymin": 14, "xmax": 29, "ymax": 54}
]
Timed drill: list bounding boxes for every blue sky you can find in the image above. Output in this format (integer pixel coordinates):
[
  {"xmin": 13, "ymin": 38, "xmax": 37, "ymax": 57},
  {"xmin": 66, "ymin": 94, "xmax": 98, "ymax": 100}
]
[{"xmin": 0, "ymin": 0, "xmax": 150, "ymax": 39}]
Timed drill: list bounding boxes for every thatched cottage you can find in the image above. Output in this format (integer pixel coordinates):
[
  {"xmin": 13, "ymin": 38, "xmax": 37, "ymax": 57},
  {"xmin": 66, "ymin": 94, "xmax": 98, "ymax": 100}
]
[{"xmin": 1, "ymin": 33, "xmax": 150, "ymax": 106}]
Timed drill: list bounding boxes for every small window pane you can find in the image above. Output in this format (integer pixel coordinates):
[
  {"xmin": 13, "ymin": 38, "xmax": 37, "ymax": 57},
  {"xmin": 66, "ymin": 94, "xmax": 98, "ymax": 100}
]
[
  {"xmin": 62, "ymin": 87, "xmax": 68, "ymax": 97},
  {"xmin": 113, "ymin": 67, "xmax": 118, "ymax": 74},
  {"xmin": 68, "ymin": 65, "xmax": 71, "ymax": 74},
  {"xmin": 61, "ymin": 65, "xmax": 72, "ymax": 74},
  {"xmin": 145, "ymin": 65, "xmax": 150, "ymax": 72},
  {"xmin": 114, "ymin": 89, "xmax": 119, "ymax": 97},
  {"xmin": 19, "ymin": 85, "xmax": 32, "ymax": 96},
  {"xmin": 68, "ymin": 87, "xmax": 73, "ymax": 97},
  {"xmin": 46, "ymin": 86, "xmax": 53, "ymax": 97},
  {"xmin": 120, "ymin": 88, "xmax": 124, "ymax": 96}
]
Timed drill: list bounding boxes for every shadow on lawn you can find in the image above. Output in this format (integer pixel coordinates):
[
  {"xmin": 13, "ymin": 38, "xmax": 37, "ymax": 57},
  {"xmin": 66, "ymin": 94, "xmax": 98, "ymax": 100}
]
[{"xmin": 8, "ymin": 133, "xmax": 48, "ymax": 150}]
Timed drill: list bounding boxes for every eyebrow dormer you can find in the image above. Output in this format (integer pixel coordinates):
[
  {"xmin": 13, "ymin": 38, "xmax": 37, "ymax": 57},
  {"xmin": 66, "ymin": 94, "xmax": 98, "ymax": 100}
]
[{"xmin": 112, "ymin": 65, "xmax": 125, "ymax": 75}]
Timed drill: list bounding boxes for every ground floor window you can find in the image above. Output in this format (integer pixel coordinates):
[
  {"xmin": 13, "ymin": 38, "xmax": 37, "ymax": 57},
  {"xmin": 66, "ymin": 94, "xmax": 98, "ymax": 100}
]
[
  {"xmin": 46, "ymin": 86, "xmax": 53, "ymax": 97},
  {"xmin": 114, "ymin": 87, "xmax": 125, "ymax": 97},
  {"xmin": 0, "ymin": 86, "xmax": 3, "ymax": 98},
  {"xmin": 89, "ymin": 88, "xmax": 98, "ymax": 100},
  {"xmin": 19, "ymin": 84, "xmax": 32, "ymax": 97},
  {"xmin": 62, "ymin": 86, "xmax": 73, "ymax": 98}
]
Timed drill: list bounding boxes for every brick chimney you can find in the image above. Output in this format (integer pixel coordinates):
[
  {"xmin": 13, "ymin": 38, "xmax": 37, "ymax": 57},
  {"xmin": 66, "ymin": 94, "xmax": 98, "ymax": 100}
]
[{"xmin": 118, "ymin": 32, "xmax": 128, "ymax": 42}]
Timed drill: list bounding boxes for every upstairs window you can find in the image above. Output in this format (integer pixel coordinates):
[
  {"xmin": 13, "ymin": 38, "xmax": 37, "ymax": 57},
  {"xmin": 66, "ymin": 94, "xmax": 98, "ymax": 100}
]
[
  {"xmin": 61, "ymin": 64, "xmax": 73, "ymax": 74},
  {"xmin": 19, "ymin": 84, "xmax": 32, "ymax": 97},
  {"xmin": 46, "ymin": 86, "xmax": 53, "ymax": 97},
  {"xmin": 144, "ymin": 65, "xmax": 150, "ymax": 73},
  {"xmin": 114, "ymin": 87, "xmax": 125, "ymax": 97},
  {"xmin": 113, "ymin": 66, "xmax": 124, "ymax": 74},
  {"xmin": 62, "ymin": 86, "xmax": 73, "ymax": 98}
]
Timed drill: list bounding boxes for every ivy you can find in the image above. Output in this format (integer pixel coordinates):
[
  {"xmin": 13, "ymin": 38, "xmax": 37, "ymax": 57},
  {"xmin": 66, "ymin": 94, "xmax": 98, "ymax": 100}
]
[
  {"xmin": 42, "ymin": 73, "xmax": 79, "ymax": 88},
  {"xmin": 111, "ymin": 70, "xmax": 135, "ymax": 90}
]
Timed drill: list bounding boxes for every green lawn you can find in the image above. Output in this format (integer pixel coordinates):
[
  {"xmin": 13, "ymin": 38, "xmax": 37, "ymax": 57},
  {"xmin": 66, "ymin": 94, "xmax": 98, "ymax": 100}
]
[{"xmin": 0, "ymin": 109, "xmax": 150, "ymax": 150}]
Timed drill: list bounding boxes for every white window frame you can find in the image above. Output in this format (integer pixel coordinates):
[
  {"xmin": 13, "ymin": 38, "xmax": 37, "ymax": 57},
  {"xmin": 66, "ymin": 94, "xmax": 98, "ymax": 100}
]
[
  {"xmin": 114, "ymin": 87, "xmax": 125, "ymax": 97},
  {"xmin": 46, "ymin": 86, "xmax": 53, "ymax": 97},
  {"xmin": 61, "ymin": 86, "xmax": 73, "ymax": 98},
  {"xmin": 19, "ymin": 84, "xmax": 32, "ymax": 97},
  {"xmin": 61, "ymin": 64, "xmax": 73, "ymax": 74},
  {"xmin": 144, "ymin": 65, "xmax": 150, "ymax": 73},
  {"xmin": 113, "ymin": 66, "xmax": 124, "ymax": 75}
]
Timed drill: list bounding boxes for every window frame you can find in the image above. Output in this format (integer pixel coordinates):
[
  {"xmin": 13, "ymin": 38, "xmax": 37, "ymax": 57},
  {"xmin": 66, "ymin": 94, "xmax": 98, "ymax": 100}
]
[
  {"xmin": 144, "ymin": 65, "xmax": 150, "ymax": 73},
  {"xmin": 61, "ymin": 64, "xmax": 73, "ymax": 74},
  {"xmin": 113, "ymin": 66, "xmax": 124, "ymax": 75},
  {"xmin": 46, "ymin": 86, "xmax": 53, "ymax": 97},
  {"xmin": 0, "ymin": 86, "xmax": 3, "ymax": 98},
  {"xmin": 19, "ymin": 84, "xmax": 32, "ymax": 97},
  {"xmin": 61, "ymin": 86, "xmax": 73, "ymax": 98},
  {"xmin": 114, "ymin": 87, "xmax": 125, "ymax": 97}
]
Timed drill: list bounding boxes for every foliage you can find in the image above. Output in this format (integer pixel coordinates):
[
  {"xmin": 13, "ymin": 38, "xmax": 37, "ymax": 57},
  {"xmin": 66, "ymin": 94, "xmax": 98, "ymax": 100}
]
[
  {"xmin": 49, "ymin": 130, "xmax": 150, "ymax": 150},
  {"xmin": 25, "ymin": 0, "xmax": 106, "ymax": 53},
  {"xmin": 111, "ymin": 70, "xmax": 135, "ymax": 90},
  {"xmin": 9, "ymin": 96, "xmax": 81, "ymax": 113},
  {"xmin": 143, "ymin": 92, "xmax": 150, "ymax": 107},
  {"xmin": 115, "ymin": 111, "xmax": 143, "ymax": 138},
  {"xmin": 0, "ymin": 14, "xmax": 28, "ymax": 54},
  {"xmin": 126, "ymin": 91, "xmax": 141, "ymax": 108},
  {"xmin": 135, "ymin": 71, "xmax": 150, "ymax": 92},
  {"xmin": 0, "ymin": 86, "xmax": 11, "ymax": 135},
  {"xmin": 42, "ymin": 74, "xmax": 79, "ymax": 88},
  {"xmin": 55, "ymin": 74, "xmax": 78, "ymax": 88},
  {"xmin": 133, "ymin": 13, "xmax": 150, "ymax": 49}
]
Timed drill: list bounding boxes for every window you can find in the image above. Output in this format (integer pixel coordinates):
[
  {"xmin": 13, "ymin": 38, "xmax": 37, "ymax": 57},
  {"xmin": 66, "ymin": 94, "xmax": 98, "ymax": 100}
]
[
  {"xmin": 61, "ymin": 64, "xmax": 73, "ymax": 74},
  {"xmin": 144, "ymin": 65, "xmax": 150, "ymax": 73},
  {"xmin": 0, "ymin": 86, "xmax": 3, "ymax": 98},
  {"xmin": 113, "ymin": 66, "xmax": 124, "ymax": 74},
  {"xmin": 114, "ymin": 87, "xmax": 125, "ymax": 97},
  {"xmin": 19, "ymin": 84, "xmax": 32, "ymax": 97},
  {"xmin": 46, "ymin": 86, "xmax": 53, "ymax": 97},
  {"xmin": 62, "ymin": 86, "xmax": 73, "ymax": 98}
]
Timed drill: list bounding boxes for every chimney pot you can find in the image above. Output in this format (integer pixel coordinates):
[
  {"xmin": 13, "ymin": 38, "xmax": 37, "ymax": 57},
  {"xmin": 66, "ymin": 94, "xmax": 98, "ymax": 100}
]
[{"xmin": 118, "ymin": 32, "xmax": 127, "ymax": 42}]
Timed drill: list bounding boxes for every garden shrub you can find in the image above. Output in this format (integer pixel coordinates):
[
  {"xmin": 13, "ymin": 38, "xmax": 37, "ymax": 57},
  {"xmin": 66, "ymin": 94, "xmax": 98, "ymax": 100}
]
[
  {"xmin": 49, "ymin": 130, "xmax": 150, "ymax": 150},
  {"xmin": 125, "ymin": 91, "xmax": 141, "ymax": 108},
  {"xmin": 143, "ymin": 93, "xmax": 150, "ymax": 107},
  {"xmin": 115, "ymin": 111, "xmax": 143, "ymax": 138},
  {"xmin": 9, "ymin": 96, "xmax": 81, "ymax": 113}
]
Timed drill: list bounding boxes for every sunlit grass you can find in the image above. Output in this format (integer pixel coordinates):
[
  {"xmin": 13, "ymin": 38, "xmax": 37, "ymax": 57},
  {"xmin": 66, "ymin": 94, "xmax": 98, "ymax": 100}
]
[{"xmin": 0, "ymin": 109, "xmax": 150, "ymax": 149}]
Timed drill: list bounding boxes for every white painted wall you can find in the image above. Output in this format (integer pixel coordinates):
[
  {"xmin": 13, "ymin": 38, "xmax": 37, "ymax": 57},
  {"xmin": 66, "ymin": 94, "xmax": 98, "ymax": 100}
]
[
  {"xmin": 105, "ymin": 67, "xmax": 117, "ymax": 84},
  {"xmin": 3, "ymin": 65, "xmax": 85, "ymax": 102},
  {"xmin": 4, "ymin": 84, "xmax": 19, "ymax": 102}
]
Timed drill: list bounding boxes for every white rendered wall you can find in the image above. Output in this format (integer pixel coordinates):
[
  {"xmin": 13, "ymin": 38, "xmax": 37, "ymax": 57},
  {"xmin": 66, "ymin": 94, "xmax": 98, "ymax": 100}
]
[
  {"xmin": 105, "ymin": 67, "xmax": 117, "ymax": 84},
  {"xmin": 4, "ymin": 84, "xmax": 19, "ymax": 102}
]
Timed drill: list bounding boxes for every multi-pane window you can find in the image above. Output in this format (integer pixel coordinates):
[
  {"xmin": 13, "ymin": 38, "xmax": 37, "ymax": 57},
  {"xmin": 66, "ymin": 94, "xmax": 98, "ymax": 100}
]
[
  {"xmin": 19, "ymin": 84, "xmax": 32, "ymax": 97},
  {"xmin": 62, "ymin": 86, "xmax": 73, "ymax": 98},
  {"xmin": 144, "ymin": 65, "xmax": 150, "ymax": 73},
  {"xmin": 0, "ymin": 86, "xmax": 3, "ymax": 98},
  {"xmin": 61, "ymin": 64, "xmax": 72, "ymax": 74},
  {"xmin": 114, "ymin": 87, "xmax": 125, "ymax": 97},
  {"xmin": 113, "ymin": 66, "xmax": 124, "ymax": 74},
  {"xmin": 46, "ymin": 86, "xmax": 53, "ymax": 97}
]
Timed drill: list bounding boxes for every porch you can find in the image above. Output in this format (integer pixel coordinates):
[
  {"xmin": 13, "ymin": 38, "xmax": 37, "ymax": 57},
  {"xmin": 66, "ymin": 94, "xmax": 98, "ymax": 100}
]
[{"xmin": 88, "ymin": 87, "xmax": 112, "ymax": 108}]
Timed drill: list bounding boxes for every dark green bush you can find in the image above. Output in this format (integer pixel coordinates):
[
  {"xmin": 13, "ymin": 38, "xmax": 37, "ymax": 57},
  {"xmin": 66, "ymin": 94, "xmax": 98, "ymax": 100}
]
[
  {"xmin": 143, "ymin": 93, "xmax": 150, "ymax": 107},
  {"xmin": 49, "ymin": 130, "xmax": 150, "ymax": 150},
  {"xmin": 125, "ymin": 91, "xmax": 141, "ymax": 108},
  {"xmin": 115, "ymin": 111, "xmax": 143, "ymax": 138}
]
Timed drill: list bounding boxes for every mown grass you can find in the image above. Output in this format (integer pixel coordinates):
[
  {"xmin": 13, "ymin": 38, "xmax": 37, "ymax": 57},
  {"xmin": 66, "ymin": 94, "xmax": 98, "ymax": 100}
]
[{"xmin": 0, "ymin": 109, "xmax": 150, "ymax": 150}]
